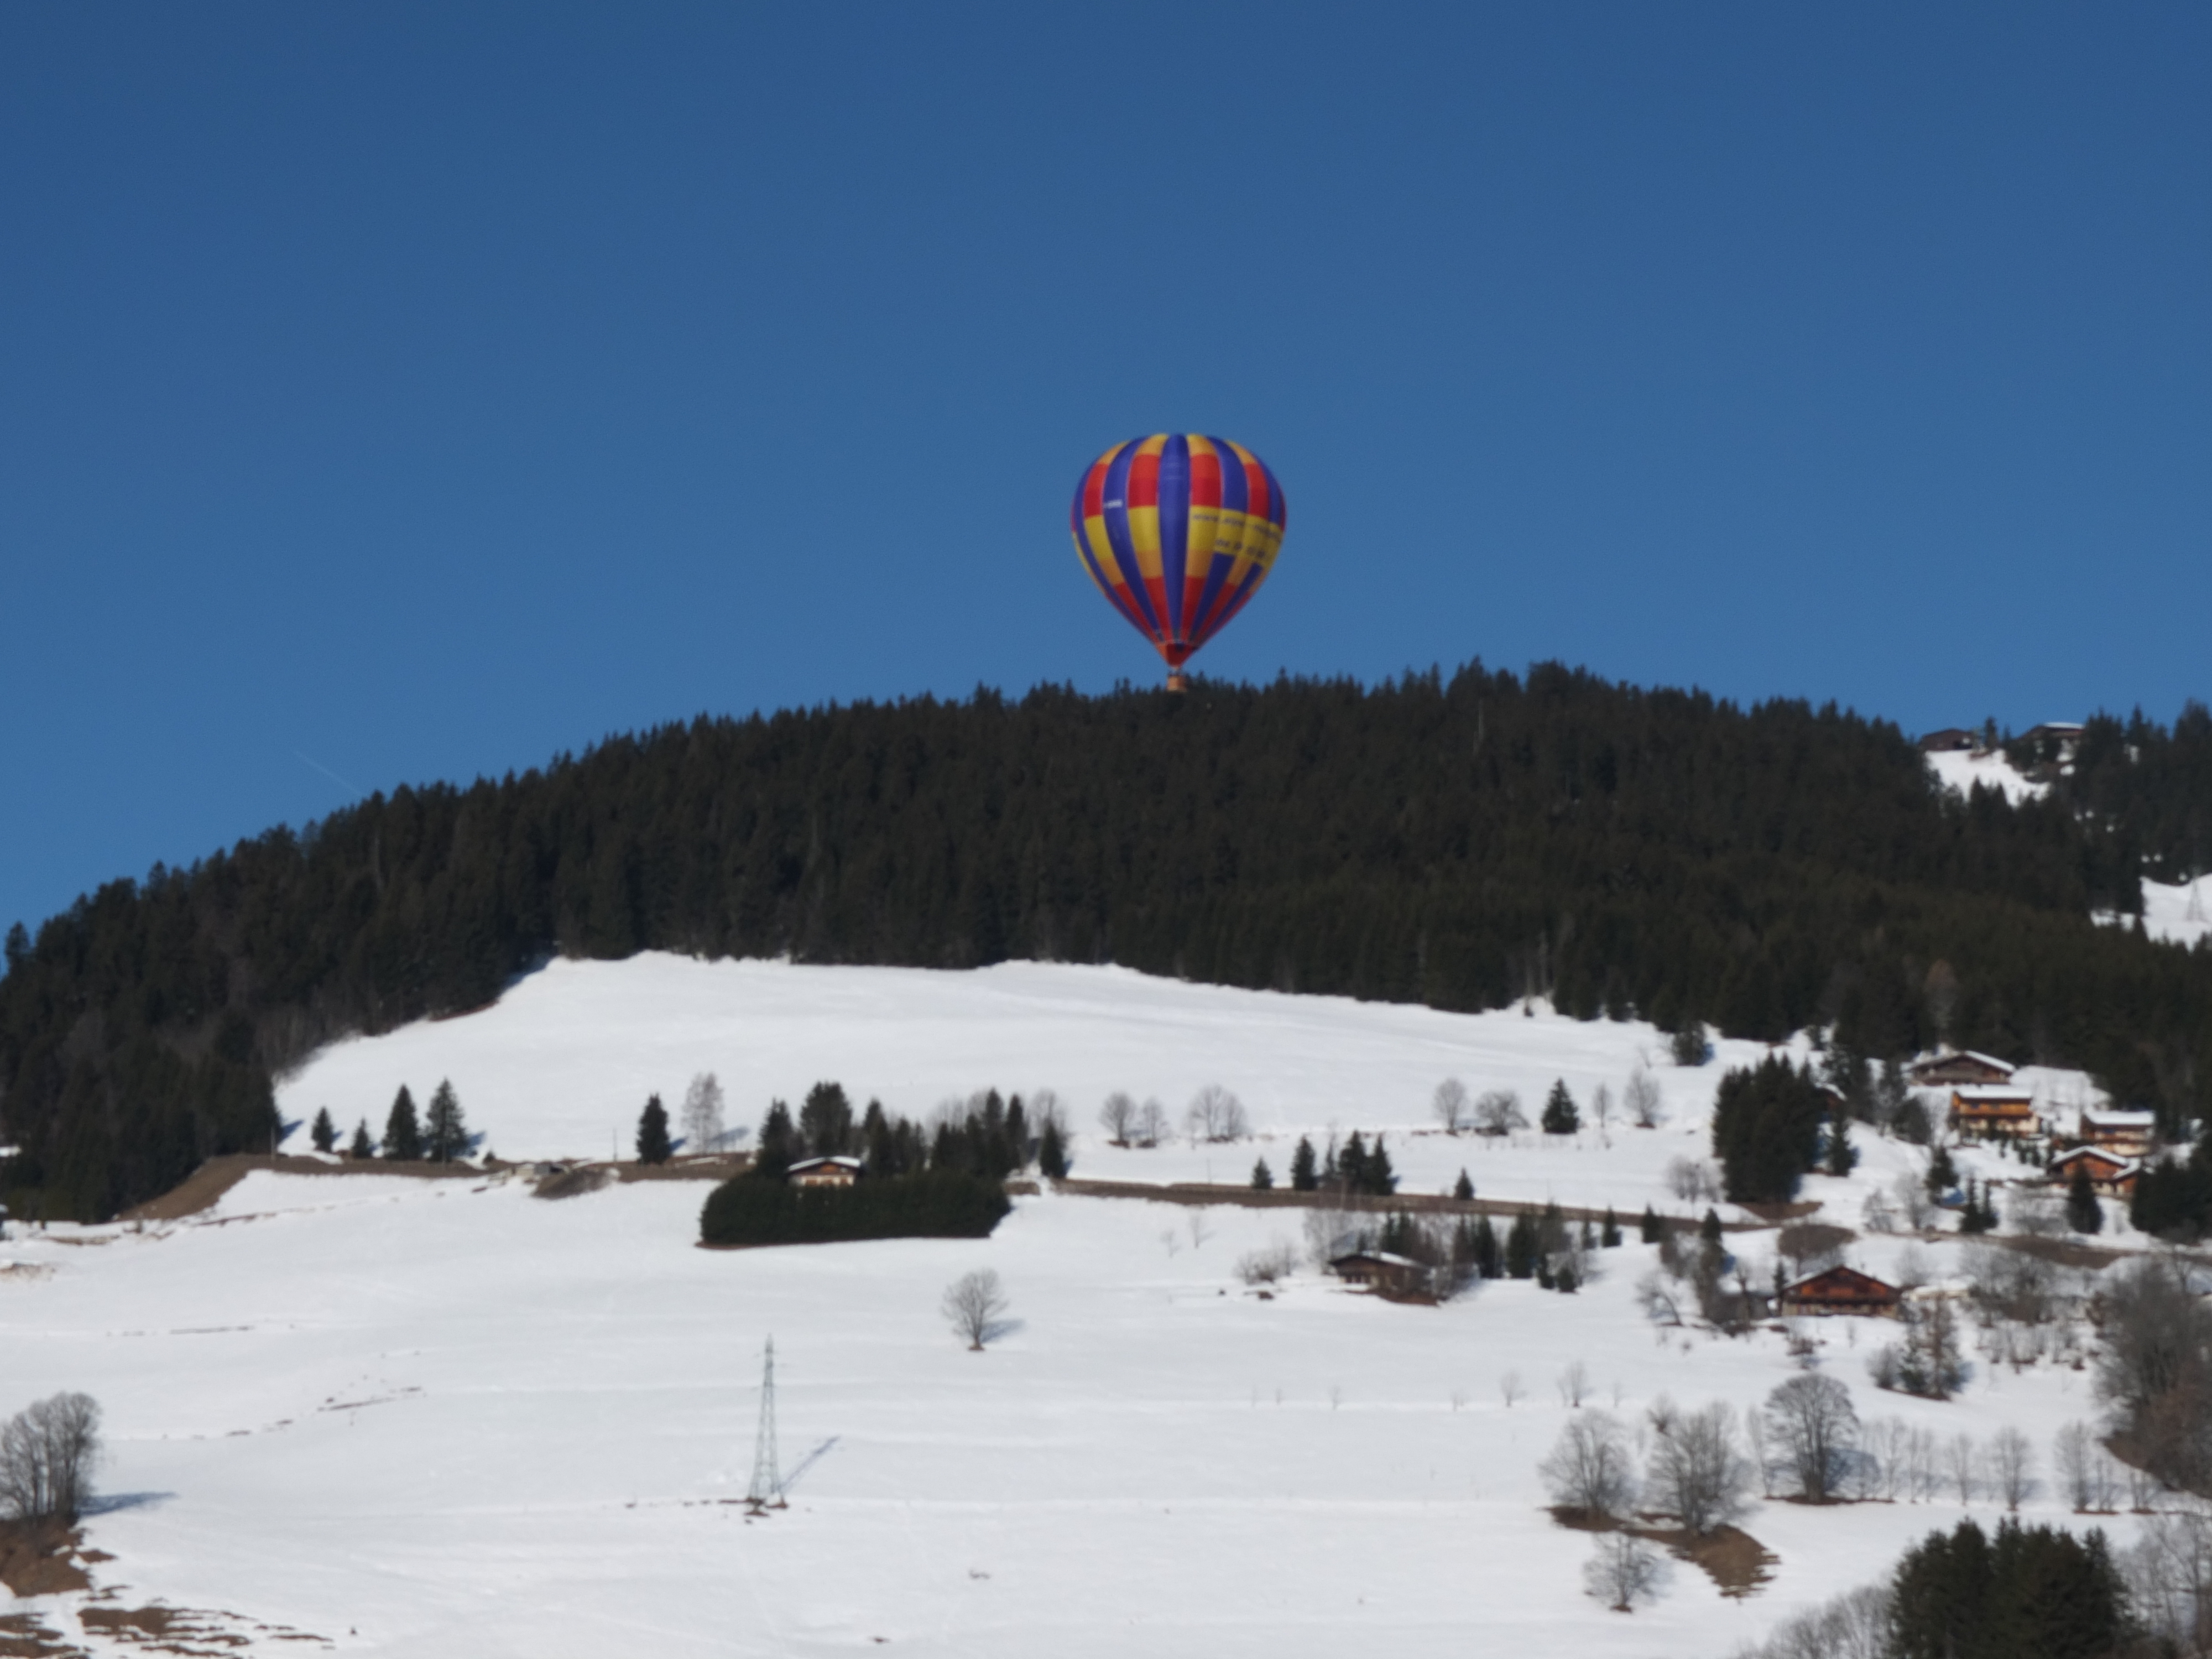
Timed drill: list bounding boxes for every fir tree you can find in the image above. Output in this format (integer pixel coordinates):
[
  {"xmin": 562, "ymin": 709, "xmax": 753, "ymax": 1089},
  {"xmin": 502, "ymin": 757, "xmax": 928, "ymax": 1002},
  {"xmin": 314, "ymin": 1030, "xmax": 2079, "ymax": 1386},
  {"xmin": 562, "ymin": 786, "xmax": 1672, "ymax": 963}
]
[
  {"xmin": 1250, "ymin": 1156, "xmax": 1273, "ymax": 1190},
  {"xmin": 1699, "ymin": 1207, "xmax": 1724, "ymax": 1246},
  {"xmin": 1453, "ymin": 1168, "xmax": 1474, "ymax": 1202},
  {"xmin": 753, "ymin": 1099, "xmax": 798, "ymax": 1180},
  {"xmin": 1823, "ymin": 1118, "xmax": 1858, "ymax": 1177},
  {"xmin": 1289, "ymin": 1136, "xmax": 1318, "ymax": 1192},
  {"xmin": 1541, "ymin": 1079, "xmax": 1579, "ymax": 1135},
  {"xmin": 1364, "ymin": 1134, "xmax": 1397, "ymax": 1196},
  {"xmin": 799, "ymin": 1081, "xmax": 854, "ymax": 1157},
  {"xmin": 2065, "ymin": 1164, "xmax": 2104, "ymax": 1235},
  {"xmin": 636, "ymin": 1094, "xmax": 672, "ymax": 1165},
  {"xmin": 348, "ymin": 1118, "xmax": 373, "ymax": 1159},
  {"xmin": 1927, "ymin": 1142, "xmax": 1959, "ymax": 1201},
  {"xmin": 382, "ymin": 1086, "xmax": 422, "ymax": 1162},
  {"xmin": 1474, "ymin": 1213, "xmax": 1501, "ymax": 1278},
  {"xmin": 1601, "ymin": 1206, "xmax": 1621, "ymax": 1248},
  {"xmin": 1036, "ymin": 1118, "xmax": 1069, "ymax": 1180},
  {"xmin": 423, "ymin": 1079, "xmax": 468, "ymax": 1162},
  {"xmin": 310, "ymin": 1107, "xmax": 337, "ymax": 1155},
  {"xmin": 1639, "ymin": 1204, "xmax": 1662, "ymax": 1244},
  {"xmin": 1710, "ymin": 1056, "xmax": 1824, "ymax": 1202},
  {"xmin": 1504, "ymin": 1211, "xmax": 1538, "ymax": 1280}
]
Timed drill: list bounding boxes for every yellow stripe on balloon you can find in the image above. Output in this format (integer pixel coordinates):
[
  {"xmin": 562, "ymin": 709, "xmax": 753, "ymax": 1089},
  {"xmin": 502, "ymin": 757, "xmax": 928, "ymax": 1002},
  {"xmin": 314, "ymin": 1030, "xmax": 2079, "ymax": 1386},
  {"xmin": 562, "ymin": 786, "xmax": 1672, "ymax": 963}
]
[{"xmin": 1127, "ymin": 505, "xmax": 1162, "ymax": 581}]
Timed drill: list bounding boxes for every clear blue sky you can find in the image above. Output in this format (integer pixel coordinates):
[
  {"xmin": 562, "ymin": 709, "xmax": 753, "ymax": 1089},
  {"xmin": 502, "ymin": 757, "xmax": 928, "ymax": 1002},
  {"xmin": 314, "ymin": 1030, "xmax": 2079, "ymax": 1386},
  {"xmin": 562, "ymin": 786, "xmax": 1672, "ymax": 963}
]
[{"xmin": 4, "ymin": 3, "xmax": 2206, "ymax": 939}]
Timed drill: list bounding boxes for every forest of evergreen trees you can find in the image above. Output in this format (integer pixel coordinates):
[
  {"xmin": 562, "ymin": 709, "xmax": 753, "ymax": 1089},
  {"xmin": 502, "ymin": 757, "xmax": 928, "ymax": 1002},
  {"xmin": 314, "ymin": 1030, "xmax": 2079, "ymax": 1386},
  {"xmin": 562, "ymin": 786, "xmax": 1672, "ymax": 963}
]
[{"xmin": 4, "ymin": 663, "xmax": 2210, "ymax": 1220}]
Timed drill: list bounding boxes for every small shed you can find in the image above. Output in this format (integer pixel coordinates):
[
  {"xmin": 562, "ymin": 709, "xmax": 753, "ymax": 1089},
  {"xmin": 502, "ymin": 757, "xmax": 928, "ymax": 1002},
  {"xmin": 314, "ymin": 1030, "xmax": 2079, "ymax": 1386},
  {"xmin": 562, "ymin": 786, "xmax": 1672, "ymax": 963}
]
[
  {"xmin": 2049, "ymin": 1146, "xmax": 2140, "ymax": 1198},
  {"xmin": 2078, "ymin": 1110, "xmax": 2156, "ymax": 1157},
  {"xmin": 1911, "ymin": 1050, "xmax": 2016, "ymax": 1087},
  {"xmin": 1781, "ymin": 1265, "xmax": 1902, "ymax": 1318},
  {"xmin": 786, "ymin": 1155, "xmax": 864, "ymax": 1188},
  {"xmin": 1950, "ymin": 1085, "xmax": 2038, "ymax": 1140},
  {"xmin": 1328, "ymin": 1251, "xmax": 1430, "ymax": 1297}
]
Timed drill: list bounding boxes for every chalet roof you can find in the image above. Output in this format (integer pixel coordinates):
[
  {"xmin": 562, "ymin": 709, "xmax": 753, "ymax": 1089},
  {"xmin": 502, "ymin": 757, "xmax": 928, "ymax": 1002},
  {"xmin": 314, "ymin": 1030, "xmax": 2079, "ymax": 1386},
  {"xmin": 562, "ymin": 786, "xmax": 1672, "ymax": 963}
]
[
  {"xmin": 1785, "ymin": 1265, "xmax": 1900, "ymax": 1296},
  {"xmin": 786, "ymin": 1155, "xmax": 864, "ymax": 1173},
  {"xmin": 1952, "ymin": 1084, "xmax": 2035, "ymax": 1104},
  {"xmin": 2081, "ymin": 1109, "xmax": 2157, "ymax": 1129},
  {"xmin": 1331, "ymin": 1250, "xmax": 1424, "ymax": 1271},
  {"xmin": 1912, "ymin": 1050, "xmax": 2016, "ymax": 1077},
  {"xmin": 2050, "ymin": 1147, "xmax": 2139, "ymax": 1176}
]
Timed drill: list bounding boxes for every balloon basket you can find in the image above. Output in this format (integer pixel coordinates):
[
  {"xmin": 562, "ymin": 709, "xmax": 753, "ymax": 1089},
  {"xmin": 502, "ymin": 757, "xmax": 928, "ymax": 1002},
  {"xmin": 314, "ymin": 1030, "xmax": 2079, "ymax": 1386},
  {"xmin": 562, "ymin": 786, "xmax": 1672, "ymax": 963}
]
[{"xmin": 1165, "ymin": 670, "xmax": 1189, "ymax": 694}]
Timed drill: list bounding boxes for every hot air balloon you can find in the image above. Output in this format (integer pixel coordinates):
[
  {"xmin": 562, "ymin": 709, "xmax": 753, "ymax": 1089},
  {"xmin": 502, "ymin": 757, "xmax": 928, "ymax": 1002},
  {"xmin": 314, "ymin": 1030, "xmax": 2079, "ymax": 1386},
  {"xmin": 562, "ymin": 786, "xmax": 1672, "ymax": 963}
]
[{"xmin": 1070, "ymin": 434, "xmax": 1286, "ymax": 691}]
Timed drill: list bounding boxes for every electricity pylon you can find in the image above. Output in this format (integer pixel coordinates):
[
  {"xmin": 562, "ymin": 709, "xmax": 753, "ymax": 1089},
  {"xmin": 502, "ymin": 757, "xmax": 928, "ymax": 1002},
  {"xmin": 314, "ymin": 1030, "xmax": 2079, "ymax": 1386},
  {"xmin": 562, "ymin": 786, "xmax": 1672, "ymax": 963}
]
[{"xmin": 745, "ymin": 1336, "xmax": 786, "ymax": 1513}]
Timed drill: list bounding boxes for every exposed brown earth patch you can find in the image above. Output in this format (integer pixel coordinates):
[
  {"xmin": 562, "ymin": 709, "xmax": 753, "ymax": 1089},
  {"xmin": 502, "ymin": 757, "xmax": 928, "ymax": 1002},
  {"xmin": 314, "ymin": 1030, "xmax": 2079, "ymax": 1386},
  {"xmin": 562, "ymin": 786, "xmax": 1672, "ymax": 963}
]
[
  {"xmin": 121, "ymin": 1152, "xmax": 480, "ymax": 1223},
  {"xmin": 1546, "ymin": 1506, "xmax": 1777, "ymax": 1598},
  {"xmin": 0, "ymin": 1522, "xmax": 91, "ymax": 1597},
  {"xmin": 0, "ymin": 1611, "xmax": 75, "ymax": 1657}
]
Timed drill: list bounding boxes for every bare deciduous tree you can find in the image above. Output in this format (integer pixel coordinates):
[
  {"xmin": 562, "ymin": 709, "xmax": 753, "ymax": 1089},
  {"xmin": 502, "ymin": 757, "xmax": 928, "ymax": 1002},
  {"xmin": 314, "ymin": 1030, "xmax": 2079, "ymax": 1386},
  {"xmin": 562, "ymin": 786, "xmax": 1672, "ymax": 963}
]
[
  {"xmin": 1134, "ymin": 1098, "xmax": 1169, "ymax": 1147},
  {"xmin": 1583, "ymin": 1532, "xmax": 1667, "ymax": 1613},
  {"xmin": 1473, "ymin": 1089, "xmax": 1526, "ymax": 1136},
  {"xmin": 941, "ymin": 1269, "xmax": 1011, "ymax": 1351},
  {"xmin": 1990, "ymin": 1425, "xmax": 2036, "ymax": 1511},
  {"xmin": 1557, "ymin": 1360, "xmax": 1590, "ymax": 1408},
  {"xmin": 1945, "ymin": 1432, "xmax": 1979, "ymax": 1506},
  {"xmin": 1665, "ymin": 1157, "xmax": 1721, "ymax": 1206},
  {"xmin": 680, "ymin": 1072, "xmax": 726, "ymax": 1154},
  {"xmin": 1540, "ymin": 1410, "xmax": 1638, "ymax": 1521},
  {"xmin": 1625, "ymin": 1068, "xmax": 1665, "ymax": 1130},
  {"xmin": 1646, "ymin": 1401, "xmax": 1750, "ymax": 1537},
  {"xmin": 1864, "ymin": 1417, "xmax": 1908, "ymax": 1503},
  {"xmin": 1500, "ymin": 1370, "xmax": 1524, "ymax": 1409},
  {"xmin": 1903, "ymin": 1425, "xmax": 1939, "ymax": 1504},
  {"xmin": 1432, "ymin": 1077, "xmax": 1471, "ymax": 1135},
  {"xmin": 0, "ymin": 1392, "xmax": 100, "ymax": 1524},
  {"xmin": 1764, "ymin": 1374, "xmax": 1859, "ymax": 1503},
  {"xmin": 1185, "ymin": 1084, "xmax": 1249, "ymax": 1142},
  {"xmin": 1235, "ymin": 1239, "xmax": 1297, "ymax": 1286},
  {"xmin": 1098, "ymin": 1092, "xmax": 1136, "ymax": 1146},
  {"xmin": 2126, "ymin": 1504, "xmax": 2212, "ymax": 1652}
]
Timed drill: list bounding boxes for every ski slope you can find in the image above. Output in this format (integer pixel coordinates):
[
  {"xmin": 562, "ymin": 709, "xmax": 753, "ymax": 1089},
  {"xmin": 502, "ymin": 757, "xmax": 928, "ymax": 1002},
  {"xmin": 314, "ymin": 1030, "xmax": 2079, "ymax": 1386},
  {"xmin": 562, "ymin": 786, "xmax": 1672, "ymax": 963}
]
[{"xmin": 0, "ymin": 957, "xmax": 2149, "ymax": 1656}]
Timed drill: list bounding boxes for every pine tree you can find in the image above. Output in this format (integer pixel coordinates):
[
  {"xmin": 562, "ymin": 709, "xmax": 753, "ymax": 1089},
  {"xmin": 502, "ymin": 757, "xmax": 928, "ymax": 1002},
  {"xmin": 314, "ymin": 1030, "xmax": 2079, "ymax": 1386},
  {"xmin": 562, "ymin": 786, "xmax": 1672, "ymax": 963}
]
[
  {"xmin": 1289, "ymin": 1136, "xmax": 1318, "ymax": 1192},
  {"xmin": 1601, "ymin": 1206, "xmax": 1621, "ymax": 1248},
  {"xmin": 2065, "ymin": 1164, "xmax": 2103, "ymax": 1235},
  {"xmin": 1541, "ymin": 1079, "xmax": 1579, "ymax": 1135},
  {"xmin": 1338, "ymin": 1131, "xmax": 1368, "ymax": 1193},
  {"xmin": 382, "ymin": 1086, "xmax": 422, "ymax": 1162},
  {"xmin": 348, "ymin": 1118, "xmax": 374, "ymax": 1159},
  {"xmin": 1639, "ymin": 1204, "xmax": 1662, "ymax": 1244},
  {"xmin": 1036, "ymin": 1118, "xmax": 1070, "ymax": 1179},
  {"xmin": 310, "ymin": 1107, "xmax": 337, "ymax": 1155},
  {"xmin": 1504, "ymin": 1211, "xmax": 1538, "ymax": 1280},
  {"xmin": 1823, "ymin": 1118, "xmax": 1858, "ymax": 1177},
  {"xmin": 1250, "ymin": 1156, "xmax": 1273, "ymax": 1190},
  {"xmin": 1364, "ymin": 1134, "xmax": 1397, "ymax": 1196},
  {"xmin": 753, "ymin": 1099, "xmax": 797, "ymax": 1180},
  {"xmin": 1927, "ymin": 1142, "xmax": 1958, "ymax": 1200},
  {"xmin": 423, "ymin": 1079, "xmax": 468, "ymax": 1162},
  {"xmin": 1474, "ymin": 1214, "xmax": 1501, "ymax": 1278},
  {"xmin": 636, "ymin": 1094, "xmax": 673, "ymax": 1165},
  {"xmin": 1699, "ymin": 1207, "xmax": 1724, "ymax": 1246},
  {"xmin": 799, "ymin": 1081, "xmax": 854, "ymax": 1157},
  {"xmin": 1453, "ymin": 1168, "xmax": 1474, "ymax": 1201}
]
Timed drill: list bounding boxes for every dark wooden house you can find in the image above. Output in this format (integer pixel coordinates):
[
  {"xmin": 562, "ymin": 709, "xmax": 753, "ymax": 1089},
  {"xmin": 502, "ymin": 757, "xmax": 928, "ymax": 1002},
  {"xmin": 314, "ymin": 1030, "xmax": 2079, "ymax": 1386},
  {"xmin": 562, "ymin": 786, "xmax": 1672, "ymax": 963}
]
[
  {"xmin": 1911, "ymin": 1050, "xmax": 2016, "ymax": 1087},
  {"xmin": 1781, "ymin": 1266, "xmax": 1902, "ymax": 1319},
  {"xmin": 2048, "ymin": 1146, "xmax": 2139, "ymax": 1198},
  {"xmin": 1328, "ymin": 1251, "xmax": 1430, "ymax": 1297},
  {"xmin": 786, "ymin": 1155, "xmax": 863, "ymax": 1188}
]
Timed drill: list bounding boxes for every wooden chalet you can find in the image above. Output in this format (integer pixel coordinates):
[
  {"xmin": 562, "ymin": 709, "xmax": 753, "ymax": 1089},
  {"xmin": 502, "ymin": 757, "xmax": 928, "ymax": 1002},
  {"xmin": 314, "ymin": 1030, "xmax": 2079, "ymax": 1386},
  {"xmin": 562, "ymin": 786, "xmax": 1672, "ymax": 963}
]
[
  {"xmin": 1911, "ymin": 1050, "xmax": 2016, "ymax": 1087},
  {"xmin": 1949, "ymin": 1085, "xmax": 2039, "ymax": 1140},
  {"xmin": 786, "ymin": 1155, "xmax": 864, "ymax": 1188},
  {"xmin": 1328, "ymin": 1251, "xmax": 1430, "ymax": 1297},
  {"xmin": 2049, "ymin": 1146, "xmax": 2140, "ymax": 1198},
  {"xmin": 1917, "ymin": 728, "xmax": 1980, "ymax": 753},
  {"xmin": 1781, "ymin": 1265, "xmax": 1902, "ymax": 1319},
  {"xmin": 2078, "ymin": 1109, "xmax": 2156, "ymax": 1157}
]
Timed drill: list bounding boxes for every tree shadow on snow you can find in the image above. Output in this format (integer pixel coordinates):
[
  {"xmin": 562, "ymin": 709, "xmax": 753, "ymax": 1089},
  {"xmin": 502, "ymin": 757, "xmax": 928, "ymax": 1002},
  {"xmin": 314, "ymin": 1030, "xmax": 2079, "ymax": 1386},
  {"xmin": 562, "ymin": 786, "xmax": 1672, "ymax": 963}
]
[{"xmin": 82, "ymin": 1491, "xmax": 174, "ymax": 1517}]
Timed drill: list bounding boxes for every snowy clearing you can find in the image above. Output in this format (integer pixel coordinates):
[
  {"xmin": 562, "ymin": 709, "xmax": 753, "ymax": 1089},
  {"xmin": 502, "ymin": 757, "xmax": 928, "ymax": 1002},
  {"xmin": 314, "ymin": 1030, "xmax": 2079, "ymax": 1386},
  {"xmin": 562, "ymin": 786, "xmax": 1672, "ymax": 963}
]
[{"xmin": 0, "ymin": 958, "xmax": 2161, "ymax": 1656}]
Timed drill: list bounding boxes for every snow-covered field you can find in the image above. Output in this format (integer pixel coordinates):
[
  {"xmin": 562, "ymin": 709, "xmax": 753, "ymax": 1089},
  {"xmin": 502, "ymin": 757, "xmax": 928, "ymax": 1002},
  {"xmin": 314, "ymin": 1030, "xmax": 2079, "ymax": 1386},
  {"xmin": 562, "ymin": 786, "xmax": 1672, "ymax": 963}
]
[{"xmin": 0, "ymin": 958, "xmax": 2161, "ymax": 1656}]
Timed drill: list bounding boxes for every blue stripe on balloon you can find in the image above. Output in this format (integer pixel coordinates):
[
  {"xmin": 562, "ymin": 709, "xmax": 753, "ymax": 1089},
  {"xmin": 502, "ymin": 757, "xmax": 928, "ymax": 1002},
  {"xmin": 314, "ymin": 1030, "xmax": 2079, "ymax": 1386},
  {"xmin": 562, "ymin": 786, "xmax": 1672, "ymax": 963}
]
[{"xmin": 1156, "ymin": 434, "xmax": 1190, "ymax": 643}]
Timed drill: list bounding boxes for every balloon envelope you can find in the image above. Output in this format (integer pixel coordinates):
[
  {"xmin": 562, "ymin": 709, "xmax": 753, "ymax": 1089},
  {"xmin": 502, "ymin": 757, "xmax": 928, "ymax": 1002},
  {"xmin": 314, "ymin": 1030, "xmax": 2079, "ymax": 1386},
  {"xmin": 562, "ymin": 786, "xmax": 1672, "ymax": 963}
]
[{"xmin": 1070, "ymin": 435, "xmax": 1286, "ymax": 677}]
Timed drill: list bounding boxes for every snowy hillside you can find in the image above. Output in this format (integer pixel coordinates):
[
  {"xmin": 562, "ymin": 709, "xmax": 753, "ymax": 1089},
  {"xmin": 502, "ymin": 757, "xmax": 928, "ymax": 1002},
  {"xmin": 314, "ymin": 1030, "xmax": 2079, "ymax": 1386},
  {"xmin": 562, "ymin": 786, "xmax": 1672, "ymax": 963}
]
[
  {"xmin": 0, "ymin": 958, "xmax": 2157, "ymax": 1656},
  {"xmin": 1923, "ymin": 747, "xmax": 2046, "ymax": 805}
]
